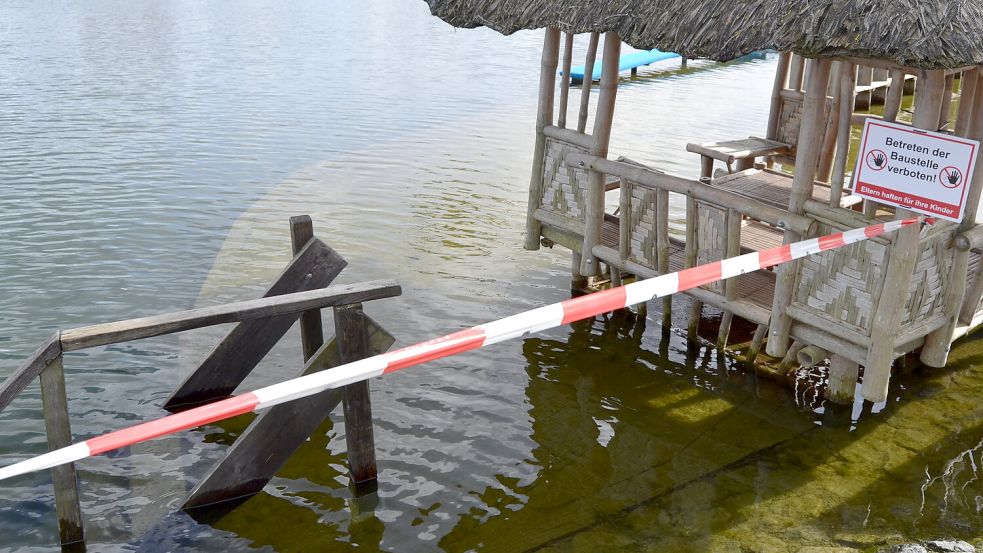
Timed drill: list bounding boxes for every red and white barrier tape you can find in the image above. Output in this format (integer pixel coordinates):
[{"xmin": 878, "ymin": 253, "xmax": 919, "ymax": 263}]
[{"xmin": 0, "ymin": 217, "xmax": 923, "ymax": 481}]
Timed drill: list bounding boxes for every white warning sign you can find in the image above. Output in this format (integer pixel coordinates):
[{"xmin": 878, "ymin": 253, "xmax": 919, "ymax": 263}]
[{"xmin": 853, "ymin": 119, "xmax": 979, "ymax": 222}]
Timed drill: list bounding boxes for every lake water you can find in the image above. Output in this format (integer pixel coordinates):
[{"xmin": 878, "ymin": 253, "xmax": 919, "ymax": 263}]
[{"xmin": 2, "ymin": 1, "xmax": 983, "ymax": 551}]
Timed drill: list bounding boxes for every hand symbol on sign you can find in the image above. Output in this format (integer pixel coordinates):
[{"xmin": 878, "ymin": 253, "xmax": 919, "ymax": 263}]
[
  {"xmin": 945, "ymin": 169, "xmax": 960, "ymax": 186},
  {"xmin": 872, "ymin": 153, "xmax": 886, "ymax": 168}
]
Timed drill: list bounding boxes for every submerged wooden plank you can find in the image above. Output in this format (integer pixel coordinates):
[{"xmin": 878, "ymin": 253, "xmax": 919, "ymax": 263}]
[
  {"xmin": 0, "ymin": 331, "xmax": 61, "ymax": 414},
  {"xmin": 181, "ymin": 312, "xmax": 395, "ymax": 510},
  {"xmin": 336, "ymin": 304, "xmax": 379, "ymax": 489},
  {"xmin": 39, "ymin": 355, "xmax": 84, "ymax": 545}
]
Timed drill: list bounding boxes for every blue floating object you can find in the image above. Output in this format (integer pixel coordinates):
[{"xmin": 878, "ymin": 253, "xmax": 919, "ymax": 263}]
[{"xmin": 566, "ymin": 49, "xmax": 681, "ymax": 83}]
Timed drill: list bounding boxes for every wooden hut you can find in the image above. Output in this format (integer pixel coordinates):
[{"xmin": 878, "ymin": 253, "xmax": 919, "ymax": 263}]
[{"xmin": 425, "ymin": 0, "xmax": 983, "ymax": 403}]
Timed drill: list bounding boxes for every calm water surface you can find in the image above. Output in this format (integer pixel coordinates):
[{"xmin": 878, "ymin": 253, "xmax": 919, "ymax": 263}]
[{"xmin": 2, "ymin": 1, "xmax": 983, "ymax": 551}]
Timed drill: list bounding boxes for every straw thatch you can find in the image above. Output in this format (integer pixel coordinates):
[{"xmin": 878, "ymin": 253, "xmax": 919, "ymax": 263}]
[{"xmin": 424, "ymin": 0, "xmax": 983, "ymax": 69}]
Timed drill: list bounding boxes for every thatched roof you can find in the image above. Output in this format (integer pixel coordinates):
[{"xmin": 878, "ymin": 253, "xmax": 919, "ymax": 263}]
[{"xmin": 424, "ymin": 0, "xmax": 983, "ymax": 69}]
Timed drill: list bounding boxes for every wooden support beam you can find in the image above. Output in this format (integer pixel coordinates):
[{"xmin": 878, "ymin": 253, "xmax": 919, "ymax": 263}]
[
  {"xmin": 716, "ymin": 208, "xmax": 742, "ymax": 348},
  {"xmin": 336, "ymin": 304, "xmax": 378, "ymax": 491},
  {"xmin": 788, "ymin": 55, "xmax": 805, "ymax": 91},
  {"xmin": 826, "ymin": 354, "xmax": 859, "ymax": 404},
  {"xmin": 766, "ymin": 58, "xmax": 832, "ymax": 358},
  {"xmin": 883, "ymin": 69, "xmax": 905, "ymax": 122},
  {"xmin": 656, "ymin": 188, "xmax": 672, "ymax": 332},
  {"xmin": 557, "ymin": 32, "xmax": 574, "ymax": 129},
  {"xmin": 576, "ymin": 33, "xmax": 599, "ymax": 134},
  {"xmin": 161, "ymin": 281, "xmax": 402, "ymax": 410},
  {"xmin": 745, "ymin": 324, "xmax": 768, "ymax": 364},
  {"xmin": 830, "ymin": 61, "xmax": 857, "ymax": 206},
  {"xmin": 290, "ymin": 216, "xmax": 325, "ymax": 361},
  {"xmin": 863, "ymin": 69, "xmax": 945, "ymax": 401},
  {"xmin": 954, "ymin": 69, "xmax": 979, "ymax": 137},
  {"xmin": 766, "ymin": 53, "xmax": 792, "ymax": 140},
  {"xmin": 580, "ymin": 31, "xmax": 621, "ymax": 277},
  {"xmin": 181, "ymin": 312, "xmax": 395, "ymax": 510},
  {"xmin": 524, "ymin": 27, "xmax": 561, "ymax": 251},
  {"xmin": 0, "ymin": 331, "xmax": 61, "ymax": 414},
  {"xmin": 817, "ymin": 62, "xmax": 842, "ymax": 182},
  {"xmin": 40, "ymin": 355, "xmax": 84, "ymax": 545},
  {"xmin": 923, "ymin": 69, "xmax": 983, "ymax": 364}
]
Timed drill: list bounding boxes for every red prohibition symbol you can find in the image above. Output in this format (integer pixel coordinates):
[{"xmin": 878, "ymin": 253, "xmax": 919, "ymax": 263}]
[
  {"xmin": 866, "ymin": 149, "xmax": 888, "ymax": 171},
  {"xmin": 939, "ymin": 166, "xmax": 962, "ymax": 188}
]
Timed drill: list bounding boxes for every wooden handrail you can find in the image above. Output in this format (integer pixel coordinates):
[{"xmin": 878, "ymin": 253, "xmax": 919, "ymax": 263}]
[
  {"xmin": 567, "ymin": 154, "xmax": 816, "ymax": 235},
  {"xmin": 60, "ymin": 280, "xmax": 401, "ymax": 352},
  {"xmin": 0, "ymin": 332, "xmax": 61, "ymax": 413}
]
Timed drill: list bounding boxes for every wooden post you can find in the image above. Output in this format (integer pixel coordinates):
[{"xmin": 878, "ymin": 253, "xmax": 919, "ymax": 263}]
[
  {"xmin": 580, "ymin": 31, "xmax": 621, "ymax": 277},
  {"xmin": 855, "ymin": 65, "xmax": 873, "ymax": 110},
  {"xmin": 686, "ymin": 157, "xmax": 712, "ymax": 343},
  {"xmin": 557, "ymin": 32, "xmax": 574, "ymax": 129},
  {"xmin": 883, "ymin": 69, "xmax": 906, "ymax": 122},
  {"xmin": 940, "ymin": 73, "xmax": 955, "ymax": 130},
  {"xmin": 39, "ymin": 351, "xmax": 85, "ymax": 545},
  {"xmin": 745, "ymin": 324, "xmax": 769, "ymax": 364},
  {"xmin": 955, "ymin": 69, "xmax": 979, "ymax": 137},
  {"xmin": 862, "ymin": 69, "xmax": 945, "ymax": 401},
  {"xmin": 826, "ymin": 354, "xmax": 859, "ymax": 404},
  {"xmin": 817, "ymin": 62, "xmax": 842, "ymax": 182},
  {"xmin": 335, "ymin": 304, "xmax": 378, "ymax": 490},
  {"xmin": 290, "ymin": 216, "xmax": 325, "ymax": 361},
  {"xmin": 766, "ymin": 58, "xmax": 832, "ymax": 358},
  {"xmin": 656, "ymin": 188, "xmax": 671, "ymax": 331},
  {"xmin": 788, "ymin": 55, "xmax": 805, "ymax": 91},
  {"xmin": 577, "ymin": 33, "xmax": 599, "ymax": 134},
  {"xmin": 830, "ymin": 61, "xmax": 857, "ymax": 207},
  {"xmin": 716, "ymin": 208, "xmax": 742, "ymax": 348},
  {"xmin": 571, "ymin": 252, "xmax": 587, "ymax": 292},
  {"xmin": 524, "ymin": 27, "xmax": 561, "ymax": 251},
  {"xmin": 922, "ymin": 70, "xmax": 983, "ymax": 365},
  {"xmin": 183, "ymin": 313, "xmax": 395, "ymax": 510},
  {"xmin": 766, "ymin": 53, "xmax": 792, "ymax": 140}
]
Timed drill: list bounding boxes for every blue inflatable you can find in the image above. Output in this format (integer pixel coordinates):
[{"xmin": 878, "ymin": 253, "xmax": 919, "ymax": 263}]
[{"xmin": 567, "ymin": 49, "xmax": 681, "ymax": 83}]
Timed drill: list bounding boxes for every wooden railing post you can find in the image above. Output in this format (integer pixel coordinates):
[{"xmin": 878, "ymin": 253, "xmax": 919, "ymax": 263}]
[
  {"xmin": 290, "ymin": 215, "xmax": 325, "ymax": 360},
  {"xmin": 39, "ymin": 347, "xmax": 84, "ymax": 545},
  {"xmin": 580, "ymin": 31, "xmax": 621, "ymax": 277},
  {"xmin": 524, "ymin": 27, "xmax": 561, "ymax": 251},
  {"xmin": 766, "ymin": 58, "xmax": 832, "ymax": 358},
  {"xmin": 335, "ymin": 303, "xmax": 378, "ymax": 492}
]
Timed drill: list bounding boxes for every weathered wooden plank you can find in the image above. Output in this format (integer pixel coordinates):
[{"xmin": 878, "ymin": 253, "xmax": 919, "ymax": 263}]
[
  {"xmin": 0, "ymin": 331, "xmax": 61, "ymax": 414},
  {"xmin": 39, "ymin": 355, "xmax": 84, "ymax": 545},
  {"xmin": 161, "ymin": 280, "xmax": 399, "ymax": 410},
  {"xmin": 181, "ymin": 312, "xmax": 395, "ymax": 510},
  {"xmin": 164, "ymin": 274, "xmax": 401, "ymax": 410},
  {"xmin": 336, "ymin": 304, "xmax": 378, "ymax": 490},
  {"xmin": 289, "ymin": 216, "xmax": 325, "ymax": 361},
  {"xmin": 63, "ymin": 239, "xmax": 350, "ymax": 352}
]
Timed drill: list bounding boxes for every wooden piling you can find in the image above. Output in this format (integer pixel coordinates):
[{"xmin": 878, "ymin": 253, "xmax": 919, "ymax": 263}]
[
  {"xmin": 39, "ymin": 352, "xmax": 84, "ymax": 545},
  {"xmin": 716, "ymin": 208, "xmax": 742, "ymax": 348},
  {"xmin": 656, "ymin": 188, "xmax": 671, "ymax": 331},
  {"xmin": 862, "ymin": 70, "xmax": 945, "ymax": 402},
  {"xmin": 766, "ymin": 58, "xmax": 831, "ymax": 358},
  {"xmin": 826, "ymin": 354, "xmax": 859, "ymax": 404},
  {"xmin": 336, "ymin": 304, "xmax": 378, "ymax": 489},
  {"xmin": 817, "ymin": 62, "xmax": 842, "ymax": 182},
  {"xmin": 580, "ymin": 31, "xmax": 620, "ymax": 277},
  {"xmin": 745, "ymin": 324, "xmax": 768, "ymax": 364},
  {"xmin": 524, "ymin": 27, "xmax": 561, "ymax": 251}
]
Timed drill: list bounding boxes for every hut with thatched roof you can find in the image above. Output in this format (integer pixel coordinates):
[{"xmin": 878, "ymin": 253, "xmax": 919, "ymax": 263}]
[{"xmin": 425, "ymin": 0, "xmax": 983, "ymax": 403}]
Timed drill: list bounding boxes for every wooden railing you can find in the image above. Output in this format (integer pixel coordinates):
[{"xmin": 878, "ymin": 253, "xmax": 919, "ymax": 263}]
[{"xmin": 0, "ymin": 216, "xmax": 401, "ymax": 545}]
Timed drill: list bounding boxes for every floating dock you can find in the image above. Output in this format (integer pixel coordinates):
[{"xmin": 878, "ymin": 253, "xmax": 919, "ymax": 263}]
[{"xmin": 567, "ymin": 48, "xmax": 680, "ymax": 83}]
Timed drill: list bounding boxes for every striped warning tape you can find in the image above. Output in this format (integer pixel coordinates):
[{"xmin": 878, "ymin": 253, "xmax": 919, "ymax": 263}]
[{"xmin": 0, "ymin": 217, "xmax": 923, "ymax": 481}]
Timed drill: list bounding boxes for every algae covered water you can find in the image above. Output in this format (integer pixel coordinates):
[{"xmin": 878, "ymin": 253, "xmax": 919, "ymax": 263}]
[{"xmin": 1, "ymin": 0, "xmax": 982, "ymax": 551}]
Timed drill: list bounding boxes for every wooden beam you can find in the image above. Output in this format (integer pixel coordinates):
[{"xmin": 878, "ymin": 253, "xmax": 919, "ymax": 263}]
[
  {"xmin": 863, "ymin": 69, "xmax": 945, "ymax": 401},
  {"xmin": 524, "ymin": 27, "xmax": 561, "ymax": 251},
  {"xmin": 830, "ymin": 61, "xmax": 857, "ymax": 206},
  {"xmin": 0, "ymin": 331, "xmax": 61, "ymax": 414},
  {"xmin": 181, "ymin": 312, "xmax": 395, "ymax": 510},
  {"xmin": 336, "ymin": 304, "xmax": 378, "ymax": 491},
  {"xmin": 766, "ymin": 53, "xmax": 792, "ymax": 140},
  {"xmin": 766, "ymin": 58, "xmax": 831, "ymax": 358},
  {"xmin": 161, "ymin": 280, "xmax": 400, "ymax": 411},
  {"xmin": 557, "ymin": 32, "xmax": 574, "ymax": 129},
  {"xmin": 40, "ymin": 355, "xmax": 84, "ymax": 545},
  {"xmin": 577, "ymin": 33, "xmax": 600, "ymax": 134},
  {"xmin": 580, "ymin": 31, "xmax": 621, "ymax": 277}
]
